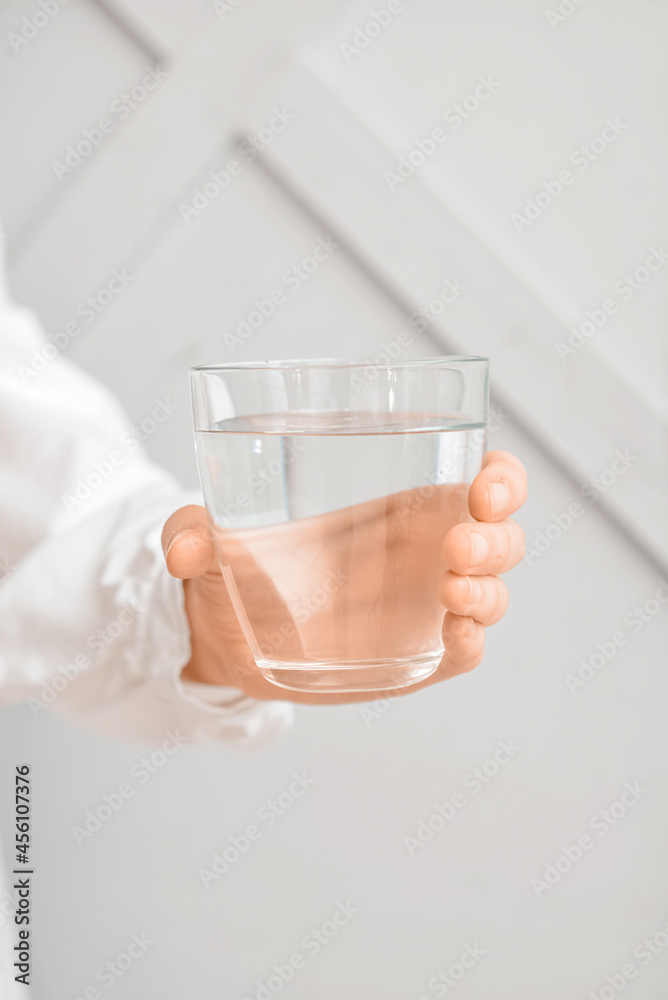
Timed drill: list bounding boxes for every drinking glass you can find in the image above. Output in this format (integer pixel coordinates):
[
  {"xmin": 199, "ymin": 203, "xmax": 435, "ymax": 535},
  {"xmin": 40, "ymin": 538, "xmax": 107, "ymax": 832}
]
[{"xmin": 190, "ymin": 357, "xmax": 488, "ymax": 693}]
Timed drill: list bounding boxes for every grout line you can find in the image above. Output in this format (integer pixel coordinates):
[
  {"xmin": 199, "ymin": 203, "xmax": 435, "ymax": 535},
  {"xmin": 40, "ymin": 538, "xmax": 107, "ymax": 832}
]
[
  {"xmin": 88, "ymin": 0, "xmax": 169, "ymax": 69},
  {"xmin": 250, "ymin": 148, "xmax": 668, "ymax": 579}
]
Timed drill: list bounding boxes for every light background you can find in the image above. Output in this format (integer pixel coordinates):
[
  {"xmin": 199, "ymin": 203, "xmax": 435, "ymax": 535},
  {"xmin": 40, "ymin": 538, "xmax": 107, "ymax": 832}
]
[{"xmin": 1, "ymin": 1, "xmax": 667, "ymax": 998}]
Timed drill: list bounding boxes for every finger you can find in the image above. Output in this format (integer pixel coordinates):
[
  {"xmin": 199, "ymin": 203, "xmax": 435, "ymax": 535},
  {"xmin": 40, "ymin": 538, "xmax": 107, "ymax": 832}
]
[
  {"xmin": 443, "ymin": 518, "xmax": 525, "ymax": 576},
  {"xmin": 161, "ymin": 505, "xmax": 216, "ymax": 579},
  {"xmin": 436, "ymin": 612, "xmax": 486, "ymax": 678},
  {"xmin": 469, "ymin": 451, "xmax": 527, "ymax": 522},
  {"xmin": 484, "ymin": 449, "xmax": 525, "ymax": 472},
  {"xmin": 438, "ymin": 571, "xmax": 509, "ymax": 626},
  {"xmin": 322, "ymin": 613, "xmax": 485, "ymax": 700},
  {"xmin": 288, "ymin": 612, "xmax": 486, "ymax": 702}
]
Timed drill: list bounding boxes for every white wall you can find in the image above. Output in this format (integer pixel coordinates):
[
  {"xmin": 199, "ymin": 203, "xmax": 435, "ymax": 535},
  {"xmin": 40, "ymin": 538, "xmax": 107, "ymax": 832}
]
[{"xmin": 1, "ymin": 2, "xmax": 667, "ymax": 998}]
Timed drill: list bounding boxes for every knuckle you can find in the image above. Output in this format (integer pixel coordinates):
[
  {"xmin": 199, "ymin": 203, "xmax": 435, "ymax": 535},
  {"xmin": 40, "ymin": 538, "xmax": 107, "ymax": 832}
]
[
  {"xmin": 443, "ymin": 524, "xmax": 470, "ymax": 570},
  {"xmin": 443, "ymin": 613, "xmax": 473, "ymax": 641},
  {"xmin": 491, "ymin": 579, "xmax": 509, "ymax": 622},
  {"xmin": 440, "ymin": 572, "xmax": 466, "ymax": 608}
]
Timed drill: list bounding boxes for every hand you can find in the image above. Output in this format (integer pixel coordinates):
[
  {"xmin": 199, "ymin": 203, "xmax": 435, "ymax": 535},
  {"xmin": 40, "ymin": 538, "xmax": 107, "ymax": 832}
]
[{"xmin": 161, "ymin": 450, "xmax": 526, "ymax": 705}]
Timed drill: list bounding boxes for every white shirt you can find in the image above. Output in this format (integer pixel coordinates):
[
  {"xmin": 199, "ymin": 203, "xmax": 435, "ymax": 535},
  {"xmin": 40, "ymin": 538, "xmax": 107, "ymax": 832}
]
[{"xmin": 0, "ymin": 255, "xmax": 292, "ymax": 996}]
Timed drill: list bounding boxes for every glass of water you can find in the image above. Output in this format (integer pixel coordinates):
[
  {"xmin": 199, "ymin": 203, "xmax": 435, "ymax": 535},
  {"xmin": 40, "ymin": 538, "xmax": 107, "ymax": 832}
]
[{"xmin": 190, "ymin": 357, "xmax": 488, "ymax": 694}]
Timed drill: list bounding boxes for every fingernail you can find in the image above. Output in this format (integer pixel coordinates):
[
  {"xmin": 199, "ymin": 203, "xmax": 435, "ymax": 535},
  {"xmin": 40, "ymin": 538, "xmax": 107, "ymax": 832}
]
[
  {"xmin": 488, "ymin": 481, "xmax": 509, "ymax": 517},
  {"xmin": 165, "ymin": 528, "xmax": 190, "ymax": 558},
  {"xmin": 468, "ymin": 531, "xmax": 489, "ymax": 566},
  {"xmin": 467, "ymin": 577, "xmax": 483, "ymax": 603}
]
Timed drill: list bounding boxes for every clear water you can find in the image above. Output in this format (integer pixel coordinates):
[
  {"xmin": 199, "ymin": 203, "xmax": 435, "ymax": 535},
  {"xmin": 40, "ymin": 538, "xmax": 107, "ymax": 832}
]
[{"xmin": 195, "ymin": 412, "xmax": 485, "ymax": 692}]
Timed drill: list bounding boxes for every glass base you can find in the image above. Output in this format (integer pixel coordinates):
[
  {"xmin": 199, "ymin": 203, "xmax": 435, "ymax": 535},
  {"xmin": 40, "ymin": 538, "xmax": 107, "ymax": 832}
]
[{"xmin": 256, "ymin": 651, "xmax": 441, "ymax": 694}]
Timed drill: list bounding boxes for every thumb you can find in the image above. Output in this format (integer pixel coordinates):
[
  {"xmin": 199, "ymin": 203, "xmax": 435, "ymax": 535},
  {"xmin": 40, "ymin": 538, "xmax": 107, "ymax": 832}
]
[{"xmin": 161, "ymin": 505, "xmax": 216, "ymax": 579}]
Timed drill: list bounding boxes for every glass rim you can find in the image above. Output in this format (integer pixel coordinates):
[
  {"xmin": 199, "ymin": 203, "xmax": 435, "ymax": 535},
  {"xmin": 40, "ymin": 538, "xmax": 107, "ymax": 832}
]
[{"xmin": 190, "ymin": 356, "xmax": 488, "ymax": 373}]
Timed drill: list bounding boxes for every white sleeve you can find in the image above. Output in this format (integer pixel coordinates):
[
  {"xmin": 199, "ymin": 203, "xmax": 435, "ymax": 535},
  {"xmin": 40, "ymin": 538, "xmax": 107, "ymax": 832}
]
[{"xmin": 0, "ymin": 256, "xmax": 293, "ymax": 747}]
